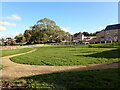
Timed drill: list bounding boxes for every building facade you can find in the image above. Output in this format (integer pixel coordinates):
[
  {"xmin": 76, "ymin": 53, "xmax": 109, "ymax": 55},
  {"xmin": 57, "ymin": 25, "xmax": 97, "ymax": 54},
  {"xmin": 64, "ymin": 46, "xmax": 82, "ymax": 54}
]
[
  {"xmin": 72, "ymin": 32, "xmax": 84, "ymax": 42},
  {"xmin": 72, "ymin": 32, "xmax": 96, "ymax": 43},
  {"xmin": 96, "ymin": 24, "xmax": 120, "ymax": 43},
  {"xmin": 83, "ymin": 36, "xmax": 96, "ymax": 42},
  {"xmin": 96, "ymin": 30, "xmax": 105, "ymax": 43},
  {"xmin": 118, "ymin": 30, "xmax": 120, "ymax": 42},
  {"xmin": 104, "ymin": 24, "xmax": 120, "ymax": 42}
]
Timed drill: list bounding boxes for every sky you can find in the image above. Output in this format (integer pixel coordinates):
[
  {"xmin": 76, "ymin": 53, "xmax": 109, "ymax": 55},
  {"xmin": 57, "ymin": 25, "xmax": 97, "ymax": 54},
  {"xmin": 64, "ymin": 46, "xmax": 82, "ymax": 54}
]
[{"xmin": 0, "ymin": 2, "xmax": 118, "ymax": 38}]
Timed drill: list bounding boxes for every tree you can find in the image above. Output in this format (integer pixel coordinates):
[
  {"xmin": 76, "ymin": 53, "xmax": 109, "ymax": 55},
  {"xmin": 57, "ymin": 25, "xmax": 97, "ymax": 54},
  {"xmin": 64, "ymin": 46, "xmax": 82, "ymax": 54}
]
[
  {"xmin": 53, "ymin": 25, "xmax": 61, "ymax": 31},
  {"xmin": 16, "ymin": 18, "xmax": 71, "ymax": 44},
  {"xmin": 37, "ymin": 18, "xmax": 56, "ymax": 29},
  {"xmin": 31, "ymin": 30, "xmax": 43, "ymax": 44},
  {"xmin": 6, "ymin": 41, "xmax": 11, "ymax": 46},
  {"xmin": 39, "ymin": 24, "xmax": 46, "ymax": 30},
  {"xmin": 35, "ymin": 18, "xmax": 64, "ymax": 43},
  {"xmin": 43, "ymin": 33, "xmax": 49, "ymax": 43},
  {"xmin": 21, "ymin": 36, "xmax": 26, "ymax": 43},
  {"xmin": 82, "ymin": 32, "xmax": 97, "ymax": 36},
  {"xmin": 1, "ymin": 38, "xmax": 5, "ymax": 46},
  {"xmin": 66, "ymin": 32, "xmax": 72, "ymax": 41},
  {"xmin": 11, "ymin": 40, "xmax": 16, "ymax": 45},
  {"xmin": 15, "ymin": 34, "xmax": 24, "ymax": 43},
  {"xmin": 24, "ymin": 30, "xmax": 31, "ymax": 42},
  {"xmin": 26, "ymin": 33, "xmax": 31, "ymax": 42},
  {"xmin": 82, "ymin": 32, "xmax": 89, "ymax": 36}
]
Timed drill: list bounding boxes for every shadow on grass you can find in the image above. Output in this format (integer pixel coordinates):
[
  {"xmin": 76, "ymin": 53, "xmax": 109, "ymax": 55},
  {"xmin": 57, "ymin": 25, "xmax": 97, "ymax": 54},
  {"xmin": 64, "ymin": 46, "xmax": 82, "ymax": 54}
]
[
  {"xmin": 76, "ymin": 48, "xmax": 120, "ymax": 58},
  {"xmin": 2, "ymin": 62, "xmax": 120, "ymax": 89},
  {"xmin": 6, "ymin": 68, "xmax": 120, "ymax": 89}
]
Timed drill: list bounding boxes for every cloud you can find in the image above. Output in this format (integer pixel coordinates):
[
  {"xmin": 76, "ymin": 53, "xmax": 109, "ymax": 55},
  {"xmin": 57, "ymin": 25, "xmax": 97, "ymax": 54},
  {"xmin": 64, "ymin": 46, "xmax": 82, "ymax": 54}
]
[
  {"xmin": 98, "ymin": 27, "xmax": 105, "ymax": 30},
  {"xmin": 0, "ymin": 26, "xmax": 7, "ymax": 31},
  {"xmin": 61, "ymin": 27, "xmax": 70, "ymax": 32},
  {"xmin": 0, "ymin": 22, "xmax": 16, "ymax": 26},
  {"xmin": 5, "ymin": 32, "xmax": 20, "ymax": 38},
  {"xmin": 107, "ymin": 22, "xmax": 118, "ymax": 25},
  {"xmin": 0, "ymin": 14, "xmax": 21, "ymax": 20},
  {"xmin": 83, "ymin": 29, "xmax": 87, "ymax": 32},
  {"xmin": 98, "ymin": 23, "xmax": 118, "ymax": 31}
]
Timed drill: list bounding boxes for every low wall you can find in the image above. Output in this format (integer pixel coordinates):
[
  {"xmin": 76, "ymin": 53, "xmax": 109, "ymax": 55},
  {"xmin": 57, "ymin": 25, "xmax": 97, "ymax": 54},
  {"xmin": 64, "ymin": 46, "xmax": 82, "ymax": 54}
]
[{"xmin": 0, "ymin": 46, "xmax": 24, "ymax": 50}]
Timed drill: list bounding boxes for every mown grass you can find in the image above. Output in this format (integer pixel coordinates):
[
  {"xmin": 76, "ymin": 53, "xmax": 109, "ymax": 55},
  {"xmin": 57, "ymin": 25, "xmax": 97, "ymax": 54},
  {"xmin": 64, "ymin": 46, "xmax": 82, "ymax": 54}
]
[
  {"xmin": 10, "ymin": 45, "xmax": 120, "ymax": 65},
  {"xmin": 89, "ymin": 42, "xmax": 120, "ymax": 48},
  {"xmin": 2, "ymin": 48, "xmax": 34, "ymax": 57},
  {"xmin": 3, "ymin": 68, "xmax": 120, "ymax": 89}
]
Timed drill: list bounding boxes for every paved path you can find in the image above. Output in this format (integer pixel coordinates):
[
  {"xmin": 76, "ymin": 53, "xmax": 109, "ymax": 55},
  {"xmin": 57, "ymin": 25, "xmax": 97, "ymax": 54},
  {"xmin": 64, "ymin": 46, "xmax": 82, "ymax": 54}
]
[
  {"xmin": 1, "ymin": 49, "xmax": 119, "ymax": 81},
  {"xmin": 23, "ymin": 44, "xmax": 54, "ymax": 48}
]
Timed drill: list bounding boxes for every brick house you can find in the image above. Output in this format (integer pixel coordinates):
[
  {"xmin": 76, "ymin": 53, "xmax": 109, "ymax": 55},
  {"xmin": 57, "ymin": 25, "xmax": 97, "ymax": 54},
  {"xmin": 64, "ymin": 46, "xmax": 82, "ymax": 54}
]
[
  {"xmin": 105, "ymin": 24, "xmax": 120, "ymax": 42},
  {"xmin": 96, "ymin": 30, "xmax": 105, "ymax": 43},
  {"xmin": 118, "ymin": 29, "xmax": 120, "ymax": 42},
  {"xmin": 96, "ymin": 24, "xmax": 120, "ymax": 43}
]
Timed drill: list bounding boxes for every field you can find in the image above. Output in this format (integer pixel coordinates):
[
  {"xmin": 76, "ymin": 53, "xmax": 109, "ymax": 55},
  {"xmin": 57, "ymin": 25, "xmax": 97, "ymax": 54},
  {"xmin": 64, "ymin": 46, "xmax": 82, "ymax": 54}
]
[
  {"xmin": 3, "ymin": 68, "xmax": 120, "ymax": 89},
  {"xmin": 2, "ymin": 44, "xmax": 120, "ymax": 89},
  {"xmin": 1, "ymin": 48, "xmax": 33, "ymax": 57},
  {"xmin": 10, "ymin": 45, "xmax": 120, "ymax": 65}
]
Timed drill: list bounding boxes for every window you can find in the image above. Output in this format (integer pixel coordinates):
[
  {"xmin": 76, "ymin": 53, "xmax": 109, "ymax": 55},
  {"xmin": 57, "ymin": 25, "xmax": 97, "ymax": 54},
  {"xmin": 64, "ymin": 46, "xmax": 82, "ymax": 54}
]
[
  {"xmin": 114, "ymin": 30, "xmax": 117, "ymax": 34},
  {"xmin": 100, "ymin": 38, "xmax": 104, "ymax": 41},
  {"xmin": 100, "ymin": 36, "xmax": 104, "ymax": 41},
  {"xmin": 114, "ymin": 36, "xmax": 118, "ymax": 42},
  {"xmin": 106, "ymin": 36, "xmax": 111, "ymax": 41},
  {"xmin": 106, "ymin": 30, "xmax": 110, "ymax": 34}
]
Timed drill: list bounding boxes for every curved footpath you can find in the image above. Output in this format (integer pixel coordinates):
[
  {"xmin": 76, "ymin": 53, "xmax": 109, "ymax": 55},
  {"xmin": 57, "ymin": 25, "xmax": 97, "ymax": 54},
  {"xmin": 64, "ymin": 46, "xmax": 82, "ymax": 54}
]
[{"xmin": 1, "ymin": 49, "xmax": 119, "ymax": 81}]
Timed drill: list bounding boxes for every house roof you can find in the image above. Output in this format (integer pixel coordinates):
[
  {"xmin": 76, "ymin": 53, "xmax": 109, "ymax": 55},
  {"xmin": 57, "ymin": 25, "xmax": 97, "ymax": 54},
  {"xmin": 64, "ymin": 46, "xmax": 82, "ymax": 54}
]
[
  {"xmin": 73, "ymin": 32, "xmax": 82, "ymax": 37},
  {"xmin": 105, "ymin": 24, "xmax": 120, "ymax": 30}
]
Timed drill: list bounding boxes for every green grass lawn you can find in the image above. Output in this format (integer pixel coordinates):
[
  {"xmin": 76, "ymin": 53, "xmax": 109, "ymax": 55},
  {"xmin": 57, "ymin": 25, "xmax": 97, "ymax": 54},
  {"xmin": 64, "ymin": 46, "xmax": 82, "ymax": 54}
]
[
  {"xmin": 89, "ymin": 42, "xmax": 120, "ymax": 48},
  {"xmin": 10, "ymin": 45, "xmax": 120, "ymax": 65},
  {"xmin": 3, "ymin": 68, "xmax": 120, "ymax": 89},
  {"xmin": 1, "ymin": 48, "xmax": 34, "ymax": 57}
]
